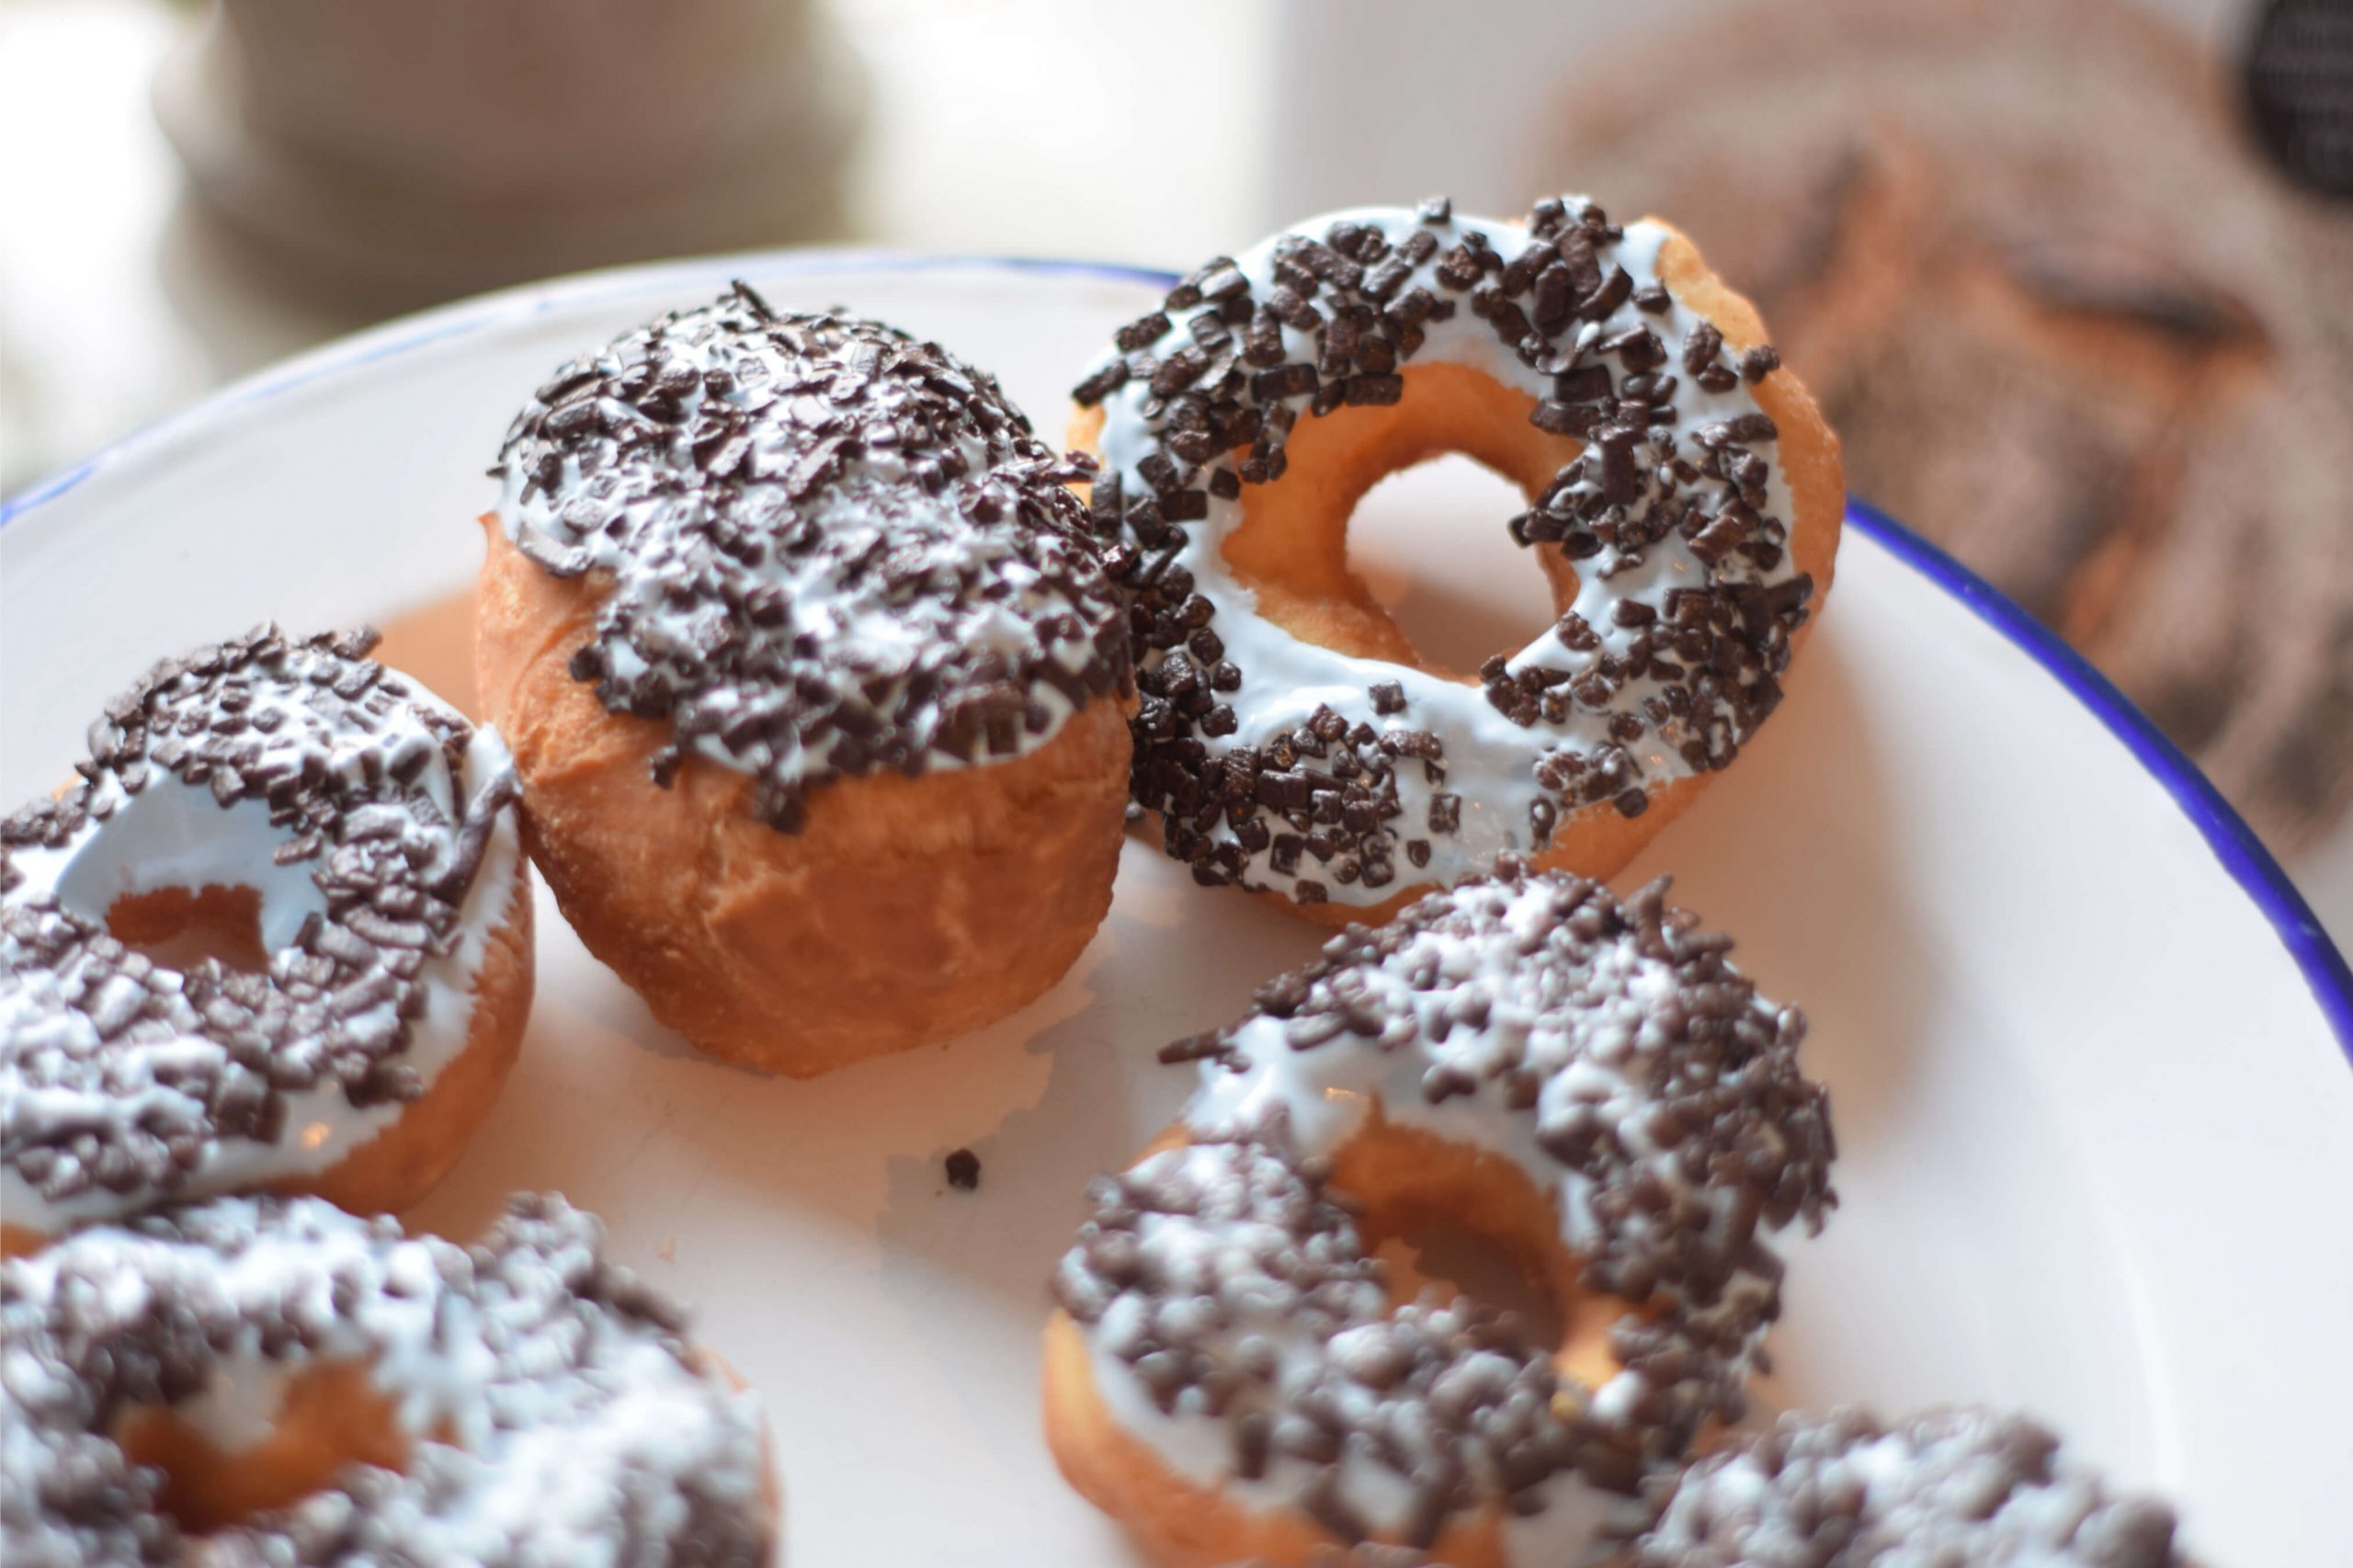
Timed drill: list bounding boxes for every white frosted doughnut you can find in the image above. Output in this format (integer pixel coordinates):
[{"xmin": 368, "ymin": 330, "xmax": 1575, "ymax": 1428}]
[
  {"xmin": 1073, "ymin": 198, "xmax": 1842, "ymax": 915},
  {"xmin": 0, "ymin": 626, "xmax": 529, "ymax": 1243},
  {"xmin": 0, "ymin": 1193, "xmax": 775, "ymax": 1564},
  {"xmin": 491, "ymin": 290, "xmax": 1131, "ymax": 829},
  {"xmin": 1048, "ymin": 866, "xmax": 1836, "ymax": 1565},
  {"xmin": 476, "ymin": 290, "xmax": 1135, "ymax": 1073}
]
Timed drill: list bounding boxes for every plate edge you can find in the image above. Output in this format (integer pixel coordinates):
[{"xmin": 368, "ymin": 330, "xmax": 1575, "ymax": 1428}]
[{"xmin": 1841, "ymin": 499, "xmax": 2353, "ymax": 1066}]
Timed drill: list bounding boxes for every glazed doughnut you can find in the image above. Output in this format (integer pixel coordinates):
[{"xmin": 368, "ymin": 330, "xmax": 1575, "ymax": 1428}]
[
  {"xmin": 0, "ymin": 1192, "xmax": 777, "ymax": 1562},
  {"xmin": 0, "ymin": 626, "xmax": 531, "ymax": 1256},
  {"xmin": 478, "ymin": 286, "xmax": 1133, "ymax": 1074},
  {"xmin": 1628, "ymin": 1406, "xmax": 2188, "ymax": 1566},
  {"xmin": 1045, "ymin": 865, "xmax": 1836, "ymax": 1567},
  {"xmin": 1070, "ymin": 197, "xmax": 1844, "ymax": 922}
]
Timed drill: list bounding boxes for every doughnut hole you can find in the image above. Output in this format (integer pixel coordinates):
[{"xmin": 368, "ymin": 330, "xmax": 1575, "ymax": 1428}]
[
  {"xmin": 1220, "ymin": 361, "xmax": 1591, "ymax": 680},
  {"xmin": 1125, "ymin": 1113, "xmax": 1631, "ymax": 1391},
  {"xmin": 106, "ymin": 884, "xmax": 272, "ymax": 976},
  {"xmin": 1348, "ymin": 454, "xmax": 1561, "ymax": 676},
  {"xmin": 52, "ymin": 778, "xmax": 329, "ymax": 967},
  {"xmin": 112, "ymin": 1360, "xmax": 411, "ymax": 1533},
  {"xmin": 1327, "ymin": 1111, "xmax": 1631, "ymax": 1399},
  {"xmin": 1371, "ymin": 1210, "xmax": 1566, "ymax": 1352}
]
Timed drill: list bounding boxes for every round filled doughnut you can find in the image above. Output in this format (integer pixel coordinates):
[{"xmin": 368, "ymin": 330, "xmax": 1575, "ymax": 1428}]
[
  {"xmin": 0, "ymin": 1192, "xmax": 777, "ymax": 1562},
  {"xmin": 477, "ymin": 285, "xmax": 1134, "ymax": 1074},
  {"xmin": 1045, "ymin": 863, "xmax": 1836, "ymax": 1567},
  {"xmin": 1627, "ymin": 1406, "xmax": 2189, "ymax": 1566},
  {"xmin": 1070, "ymin": 197, "xmax": 1845, "ymax": 922},
  {"xmin": 0, "ymin": 626, "xmax": 531, "ymax": 1256}
]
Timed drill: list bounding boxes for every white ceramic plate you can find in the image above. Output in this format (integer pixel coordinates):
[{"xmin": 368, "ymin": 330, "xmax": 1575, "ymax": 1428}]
[{"xmin": 6, "ymin": 257, "xmax": 2350, "ymax": 1565}]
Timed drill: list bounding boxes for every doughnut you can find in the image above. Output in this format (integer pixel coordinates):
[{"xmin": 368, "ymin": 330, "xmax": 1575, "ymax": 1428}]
[
  {"xmin": 1045, "ymin": 864, "xmax": 1836, "ymax": 1567},
  {"xmin": 478, "ymin": 285, "xmax": 1133, "ymax": 1074},
  {"xmin": 1069, "ymin": 197, "xmax": 1844, "ymax": 922},
  {"xmin": 0, "ymin": 626, "xmax": 531, "ymax": 1256},
  {"xmin": 1627, "ymin": 1406, "xmax": 2188, "ymax": 1566},
  {"xmin": 0, "ymin": 1192, "xmax": 777, "ymax": 1562}
]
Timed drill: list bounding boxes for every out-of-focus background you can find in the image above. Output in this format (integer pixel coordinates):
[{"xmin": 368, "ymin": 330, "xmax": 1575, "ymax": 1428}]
[{"xmin": 2, "ymin": 0, "xmax": 2347, "ymax": 937}]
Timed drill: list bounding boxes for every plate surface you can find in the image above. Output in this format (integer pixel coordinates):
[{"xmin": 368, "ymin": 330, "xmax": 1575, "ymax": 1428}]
[{"xmin": 6, "ymin": 257, "xmax": 2351, "ymax": 1565}]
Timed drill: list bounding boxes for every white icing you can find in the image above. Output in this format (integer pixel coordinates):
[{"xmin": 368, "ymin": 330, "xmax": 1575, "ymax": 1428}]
[
  {"xmin": 1639, "ymin": 1410, "xmax": 2183, "ymax": 1565},
  {"xmin": 4, "ymin": 1197, "xmax": 770, "ymax": 1565},
  {"xmin": 1069, "ymin": 874, "xmax": 1816, "ymax": 1561},
  {"xmin": 0, "ymin": 710, "xmax": 522, "ymax": 1233},
  {"xmin": 1182, "ymin": 883, "xmax": 1743, "ymax": 1291},
  {"xmin": 48, "ymin": 787, "xmax": 328, "ymax": 952},
  {"xmin": 1077, "ymin": 1140, "xmax": 1629, "ymax": 1558},
  {"xmin": 1151, "ymin": 881, "xmax": 1695, "ymax": 1540},
  {"xmin": 1084, "ymin": 1141, "xmax": 1420, "ymax": 1533},
  {"xmin": 172, "ymin": 1359, "xmax": 299, "ymax": 1450},
  {"xmin": 493, "ymin": 299, "xmax": 1118, "ymax": 801},
  {"xmin": 1090, "ymin": 203, "xmax": 1806, "ymax": 904},
  {"xmin": 503, "ymin": 429, "xmax": 1075, "ymax": 785}
]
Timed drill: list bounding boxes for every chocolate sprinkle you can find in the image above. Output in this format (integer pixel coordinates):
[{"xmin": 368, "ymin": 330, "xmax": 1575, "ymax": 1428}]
[
  {"xmin": 1063, "ymin": 865, "xmax": 1835, "ymax": 1546},
  {"xmin": 0, "ymin": 1194, "xmax": 772, "ymax": 1566},
  {"xmin": 1057, "ymin": 1131, "xmax": 1587, "ymax": 1546},
  {"xmin": 1074, "ymin": 202, "xmax": 1816, "ymax": 904},
  {"xmin": 0, "ymin": 626, "xmax": 517, "ymax": 1221},
  {"xmin": 1626, "ymin": 1406, "xmax": 2190, "ymax": 1567},
  {"xmin": 496, "ymin": 288, "xmax": 1131, "ymax": 832},
  {"xmin": 946, "ymin": 1147, "xmax": 981, "ymax": 1190}
]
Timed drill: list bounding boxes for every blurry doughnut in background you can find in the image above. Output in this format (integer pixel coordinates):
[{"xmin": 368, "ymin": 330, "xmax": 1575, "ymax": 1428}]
[{"xmin": 1540, "ymin": 0, "xmax": 2353, "ymax": 849}]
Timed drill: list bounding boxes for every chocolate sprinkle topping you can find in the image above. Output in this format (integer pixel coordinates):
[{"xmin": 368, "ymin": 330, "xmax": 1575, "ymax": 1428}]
[
  {"xmin": 1057, "ymin": 1131, "xmax": 1597, "ymax": 1546},
  {"xmin": 0, "ymin": 1194, "xmax": 771, "ymax": 1567},
  {"xmin": 0, "ymin": 626, "xmax": 517, "ymax": 1220},
  {"xmin": 1078, "ymin": 201, "xmax": 1817, "ymax": 903},
  {"xmin": 1627, "ymin": 1406, "xmax": 2190, "ymax": 1567},
  {"xmin": 946, "ymin": 1147, "xmax": 981, "ymax": 1190},
  {"xmin": 496, "ymin": 288, "xmax": 1131, "ymax": 832},
  {"xmin": 1063, "ymin": 865, "xmax": 1836, "ymax": 1545}
]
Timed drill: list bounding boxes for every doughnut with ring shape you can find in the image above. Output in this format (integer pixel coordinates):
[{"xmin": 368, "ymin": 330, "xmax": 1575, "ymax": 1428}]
[
  {"xmin": 1045, "ymin": 865, "xmax": 1836, "ymax": 1567},
  {"xmin": 1628, "ymin": 1406, "xmax": 2189, "ymax": 1567},
  {"xmin": 478, "ymin": 288, "xmax": 1133, "ymax": 1074},
  {"xmin": 0, "ymin": 1193, "xmax": 776, "ymax": 1563},
  {"xmin": 0, "ymin": 627, "xmax": 531, "ymax": 1255},
  {"xmin": 1070, "ymin": 197, "xmax": 1845, "ymax": 921}
]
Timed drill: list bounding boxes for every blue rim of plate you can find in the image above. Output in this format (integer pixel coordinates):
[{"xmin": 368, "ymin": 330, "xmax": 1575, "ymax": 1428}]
[{"xmin": 6, "ymin": 249, "xmax": 2349, "ymax": 1065}]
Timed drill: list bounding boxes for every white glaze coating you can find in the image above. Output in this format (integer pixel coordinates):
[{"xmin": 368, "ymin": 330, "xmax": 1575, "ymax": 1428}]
[
  {"xmin": 1631, "ymin": 1407, "xmax": 2187, "ymax": 1566},
  {"xmin": 1061, "ymin": 872, "xmax": 1834, "ymax": 1562},
  {"xmin": 0, "ymin": 670, "xmax": 522, "ymax": 1234},
  {"xmin": 1089, "ymin": 203, "xmax": 1808, "ymax": 904},
  {"xmin": 492, "ymin": 295, "xmax": 1128, "ymax": 825},
  {"xmin": 1079, "ymin": 1142, "xmax": 1623, "ymax": 1560},
  {"xmin": 1183, "ymin": 881, "xmax": 1780, "ymax": 1335},
  {"xmin": 496, "ymin": 388, "xmax": 1090, "ymax": 783},
  {"xmin": 0, "ymin": 1195, "xmax": 772, "ymax": 1566}
]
